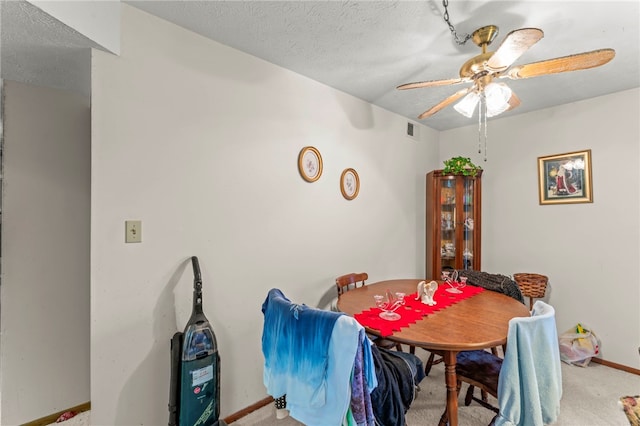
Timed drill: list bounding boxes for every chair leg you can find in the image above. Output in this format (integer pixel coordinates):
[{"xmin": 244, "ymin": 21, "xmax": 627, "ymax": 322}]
[
  {"xmin": 489, "ymin": 413, "xmax": 498, "ymax": 426},
  {"xmin": 465, "ymin": 384, "xmax": 489, "ymax": 405},
  {"xmin": 438, "ymin": 409, "xmax": 449, "ymax": 426},
  {"xmin": 464, "ymin": 384, "xmax": 475, "ymax": 406},
  {"xmin": 395, "ymin": 343, "xmax": 403, "ymax": 352},
  {"xmin": 424, "ymin": 352, "xmax": 436, "ymax": 376}
]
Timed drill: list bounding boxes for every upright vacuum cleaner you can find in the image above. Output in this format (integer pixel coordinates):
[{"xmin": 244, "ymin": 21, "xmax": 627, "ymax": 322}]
[{"xmin": 169, "ymin": 256, "xmax": 226, "ymax": 426}]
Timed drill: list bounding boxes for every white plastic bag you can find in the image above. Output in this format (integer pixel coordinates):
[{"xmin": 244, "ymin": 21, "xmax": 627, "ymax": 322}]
[{"xmin": 558, "ymin": 323, "xmax": 600, "ymax": 367}]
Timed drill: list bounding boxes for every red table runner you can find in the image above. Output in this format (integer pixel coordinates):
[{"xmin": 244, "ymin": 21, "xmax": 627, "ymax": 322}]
[{"xmin": 354, "ymin": 285, "xmax": 484, "ymax": 337}]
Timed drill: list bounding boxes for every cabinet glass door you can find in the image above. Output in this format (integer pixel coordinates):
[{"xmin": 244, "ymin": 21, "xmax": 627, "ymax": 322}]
[
  {"xmin": 462, "ymin": 178, "xmax": 475, "ymax": 270},
  {"xmin": 440, "ymin": 178, "xmax": 456, "ymax": 272}
]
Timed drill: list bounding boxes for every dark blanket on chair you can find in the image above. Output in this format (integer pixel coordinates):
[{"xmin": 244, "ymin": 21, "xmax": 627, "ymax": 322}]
[
  {"xmin": 370, "ymin": 346, "xmax": 422, "ymax": 426},
  {"xmin": 457, "ymin": 270, "xmax": 525, "ymax": 304}
]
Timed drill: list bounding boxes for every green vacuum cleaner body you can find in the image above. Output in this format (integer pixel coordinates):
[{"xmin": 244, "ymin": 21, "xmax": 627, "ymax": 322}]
[{"xmin": 169, "ymin": 256, "xmax": 224, "ymax": 426}]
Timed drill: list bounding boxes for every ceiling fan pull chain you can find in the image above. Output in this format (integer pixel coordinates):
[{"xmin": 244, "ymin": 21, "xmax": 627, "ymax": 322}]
[
  {"xmin": 441, "ymin": 0, "xmax": 472, "ymax": 45},
  {"xmin": 484, "ymin": 109, "xmax": 488, "ymax": 162},
  {"xmin": 477, "ymin": 101, "xmax": 482, "ymax": 155},
  {"xmin": 477, "ymin": 94, "xmax": 488, "ymax": 161}
]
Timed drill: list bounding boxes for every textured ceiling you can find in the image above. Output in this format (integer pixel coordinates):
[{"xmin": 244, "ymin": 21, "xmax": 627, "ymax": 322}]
[
  {"xmin": 2, "ymin": 1, "xmax": 639, "ymax": 131},
  {"xmin": 1, "ymin": 0, "xmax": 100, "ymax": 98}
]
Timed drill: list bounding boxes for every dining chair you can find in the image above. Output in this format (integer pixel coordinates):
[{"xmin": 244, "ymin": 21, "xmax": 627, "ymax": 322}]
[
  {"xmin": 335, "ymin": 272, "xmax": 405, "ymax": 352},
  {"xmin": 440, "ymin": 300, "xmax": 562, "ymax": 426}
]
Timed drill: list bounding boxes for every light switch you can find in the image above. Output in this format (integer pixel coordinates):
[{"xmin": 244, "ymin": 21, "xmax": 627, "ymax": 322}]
[{"xmin": 125, "ymin": 220, "xmax": 142, "ymax": 243}]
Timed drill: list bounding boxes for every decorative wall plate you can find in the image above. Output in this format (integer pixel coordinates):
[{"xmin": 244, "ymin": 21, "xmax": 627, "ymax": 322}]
[
  {"xmin": 340, "ymin": 168, "xmax": 360, "ymax": 200},
  {"xmin": 298, "ymin": 146, "xmax": 323, "ymax": 182}
]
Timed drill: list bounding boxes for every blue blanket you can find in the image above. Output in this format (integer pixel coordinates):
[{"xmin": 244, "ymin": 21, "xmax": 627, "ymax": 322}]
[{"xmin": 495, "ymin": 300, "xmax": 563, "ymax": 426}]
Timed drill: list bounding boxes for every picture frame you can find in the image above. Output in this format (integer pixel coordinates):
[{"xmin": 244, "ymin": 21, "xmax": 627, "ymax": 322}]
[
  {"xmin": 538, "ymin": 149, "xmax": 593, "ymax": 205},
  {"xmin": 340, "ymin": 168, "xmax": 360, "ymax": 200},
  {"xmin": 298, "ymin": 146, "xmax": 323, "ymax": 182}
]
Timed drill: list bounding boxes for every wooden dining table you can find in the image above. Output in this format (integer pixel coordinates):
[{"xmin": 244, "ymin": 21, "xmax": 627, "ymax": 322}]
[{"xmin": 336, "ymin": 279, "xmax": 530, "ymax": 426}]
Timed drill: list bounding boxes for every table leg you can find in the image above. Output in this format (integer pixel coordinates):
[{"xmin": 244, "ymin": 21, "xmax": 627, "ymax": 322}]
[{"xmin": 444, "ymin": 350, "xmax": 458, "ymax": 426}]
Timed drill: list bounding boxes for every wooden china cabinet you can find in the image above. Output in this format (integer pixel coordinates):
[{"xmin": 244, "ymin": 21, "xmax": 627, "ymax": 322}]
[{"xmin": 426, "ymin": 169, "xmax": 482, "ymax": 280}]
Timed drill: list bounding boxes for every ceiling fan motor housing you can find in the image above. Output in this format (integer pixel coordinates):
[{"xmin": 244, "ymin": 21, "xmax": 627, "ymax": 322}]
[{"xmin": 459, "ymin": 52, "xmax": 495, "ymax": 78}]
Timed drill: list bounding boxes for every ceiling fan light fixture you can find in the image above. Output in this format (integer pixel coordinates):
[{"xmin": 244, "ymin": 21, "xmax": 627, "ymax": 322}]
[
  {"xmin": 453, "ymin": 91, "xmax": 480, "ymax": 118},
  {"xmin": 485, "ymin": 82, "xmax": 512, "ymax": 117}
]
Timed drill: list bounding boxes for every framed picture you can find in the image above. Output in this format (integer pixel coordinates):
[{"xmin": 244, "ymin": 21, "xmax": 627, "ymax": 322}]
[
  {"xmin": 538, "ymin": 149, "xmax": 593, "ymax": 205},
  {"xmin": 340, "ymin": 168, "xmax": 360, "ymax": 200},
  {"xmin": 298, "ymin": 146, "xmax": 323, "ymax": 182}
]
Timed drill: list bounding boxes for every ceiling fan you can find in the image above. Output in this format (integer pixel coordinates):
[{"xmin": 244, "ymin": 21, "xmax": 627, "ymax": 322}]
[{"xmin": 397, "ymin": 25, "xmax": 616, "ymax": 120}]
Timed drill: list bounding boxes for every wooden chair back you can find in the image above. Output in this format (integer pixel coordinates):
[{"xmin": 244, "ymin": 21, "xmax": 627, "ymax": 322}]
[{"xmin": 335, "ymin": 272, "xmax": 368, "ymax": 295}]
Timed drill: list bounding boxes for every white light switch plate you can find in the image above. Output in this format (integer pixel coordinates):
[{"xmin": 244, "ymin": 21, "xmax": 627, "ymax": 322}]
[{"xmin": 125, "ymin": 220, "xmax": 142, "ymax": 243}]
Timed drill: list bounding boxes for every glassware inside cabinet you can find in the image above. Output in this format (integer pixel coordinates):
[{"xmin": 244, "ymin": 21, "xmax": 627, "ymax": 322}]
[{"xmin": 440, "ymin": 179, "xmax": 456, "ymax": 268}]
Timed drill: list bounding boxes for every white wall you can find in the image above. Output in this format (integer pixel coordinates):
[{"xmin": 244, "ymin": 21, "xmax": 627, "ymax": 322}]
[
  {"xmin": 90, "ymin": 5, "xmax": 438, "ymax": 425},
  {"xmin": 440, "ymin": 88, "xmax": 640, "ymax": 368},
  {"xmin": 0, "ymin": 81, "xmax": 91, "ymax": 425}
]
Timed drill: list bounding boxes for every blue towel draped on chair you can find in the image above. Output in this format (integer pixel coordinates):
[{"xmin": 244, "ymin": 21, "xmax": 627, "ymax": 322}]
[
  {"xmin": 261, "ymin": 288, "xmax": 376, "ymax": 426},
  {"xmin": 494, "ymin": 300, "xmax": 563, "ymax": 426}
]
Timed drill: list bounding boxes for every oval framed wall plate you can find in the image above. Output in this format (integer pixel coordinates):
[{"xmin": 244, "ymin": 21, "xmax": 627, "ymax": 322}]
[
  {"xmin": 340, "ymin": 168, "xmax": 360, "ymax": 200},
  {"xmin": 298, "ymin": 146, "xmax": 323, "ymax": 182}
]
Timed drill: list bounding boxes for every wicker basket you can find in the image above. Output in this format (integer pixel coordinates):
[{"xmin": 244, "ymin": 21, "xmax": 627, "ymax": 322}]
[{"xmin": 513, "ymin": 273, "xmax": 548, "ymax": 309}]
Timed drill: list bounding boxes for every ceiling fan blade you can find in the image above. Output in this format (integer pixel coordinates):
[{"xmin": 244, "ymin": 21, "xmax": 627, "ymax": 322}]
[
  {"xmin": 418, "ymin": 87, "xmax": 471, "ymax": 119},
  {"xmin": 487, "ymin": 28, "xmax": 544, "ymax": 70},
  {"xmin": 505, "ymin": 48, "xmax": 615, "ymax": 80},
  {"xmin": 397, "ymin": 77, "xmax": 469, "ymax": 90}
]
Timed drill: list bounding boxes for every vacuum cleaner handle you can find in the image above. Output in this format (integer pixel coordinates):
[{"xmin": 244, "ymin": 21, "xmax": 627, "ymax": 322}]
[
  {"xmin": 190, "ymin": 256, "xmax": 205, "ymax": 317},
  {"xmin": 191, "ymin": 256, "xmax": 202, "ymax": 288}
]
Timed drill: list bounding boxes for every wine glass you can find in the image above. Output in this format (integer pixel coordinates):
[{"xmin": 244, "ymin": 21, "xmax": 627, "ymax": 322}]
[
  {"xmin": 445, "ymin": 270, "xmax": 465, "ymax": 294},
  {"xmin": 454, "ymin": 276, "xmax": 468, "ymax": 292},
  {"xmin": 373, "ymin": 291, "xmax": 406, "ymax": 321}
]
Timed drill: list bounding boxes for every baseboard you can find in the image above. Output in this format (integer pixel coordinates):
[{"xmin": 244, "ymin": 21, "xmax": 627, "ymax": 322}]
[
  {"xmin": 224, "ymin": 396, "xmax": 273, "ymax": 424},
  {"xmin": 591, "ymin": 357, "xmax": 640, "ymax": 375},
  {"xmin": 22, "ymin": 401, "xmax": 91, "ymax": 426}
]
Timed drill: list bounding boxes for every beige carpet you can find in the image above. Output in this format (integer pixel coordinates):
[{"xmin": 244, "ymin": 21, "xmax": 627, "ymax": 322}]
[{"xmin": 52, "ymin": 356, "xmax": 637, "ymax": 425}]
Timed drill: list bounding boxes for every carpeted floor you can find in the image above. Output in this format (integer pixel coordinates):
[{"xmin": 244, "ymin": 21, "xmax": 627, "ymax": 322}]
[{"xmin": 52, "ymin": 354, "xmax": 637, "ymax": 425}]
